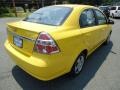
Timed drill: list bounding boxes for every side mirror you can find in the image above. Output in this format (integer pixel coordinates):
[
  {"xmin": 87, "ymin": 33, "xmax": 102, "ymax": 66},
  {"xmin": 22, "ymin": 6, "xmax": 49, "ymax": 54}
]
[{"xmin": 107, "ymin": 19, "xmax": 114, "ymax": 24}]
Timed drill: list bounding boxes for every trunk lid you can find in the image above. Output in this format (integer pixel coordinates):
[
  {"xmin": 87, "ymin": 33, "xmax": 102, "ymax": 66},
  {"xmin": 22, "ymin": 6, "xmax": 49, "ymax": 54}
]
[{"xmin": 7, "ymin": 21, "xmax": 58, "ymax": 56}]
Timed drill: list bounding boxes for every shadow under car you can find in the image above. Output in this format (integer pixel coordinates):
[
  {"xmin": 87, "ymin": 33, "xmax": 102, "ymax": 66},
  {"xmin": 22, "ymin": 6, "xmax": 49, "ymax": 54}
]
[{"xmin": 12, "ymin": 41, "xmax": 113, "ymax": 90}]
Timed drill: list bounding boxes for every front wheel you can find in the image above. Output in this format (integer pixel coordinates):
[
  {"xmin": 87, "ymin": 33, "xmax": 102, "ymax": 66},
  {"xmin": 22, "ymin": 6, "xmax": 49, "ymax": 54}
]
[
  {"xmin": 112, "ymin": 13, "xmax": 115, "ymax": 18},
  {"xmin": 70, "ymin": 53, "xmax": 86, "ymax": 76}
]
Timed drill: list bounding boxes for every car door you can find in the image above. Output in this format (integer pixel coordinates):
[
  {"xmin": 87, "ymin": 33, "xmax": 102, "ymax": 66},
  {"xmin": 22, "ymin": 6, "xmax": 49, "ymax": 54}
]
[
  {"xmin": 93, "ymin": 9, "xmax": 110, "ymax": 41},
  {"xmin": 117, "ymin": 6, "xmax": 120, "ymax": 16},
  {"xmin": 79, "ymin": 9, "xmax": 102, "ymax": 54},
  {"xmin": 110, "ymin": 6, "xmax": 116, "ymax": 17}
]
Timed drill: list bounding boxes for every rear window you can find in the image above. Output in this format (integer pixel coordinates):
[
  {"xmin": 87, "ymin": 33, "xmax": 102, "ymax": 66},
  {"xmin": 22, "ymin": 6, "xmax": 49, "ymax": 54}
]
[
  {"xmin": 111, "ymin": 7, "xmax": 116, "ymax": 10},
  {"xmin": 24, "ymin": 6, "xmax": 72, "ymax": 26}
]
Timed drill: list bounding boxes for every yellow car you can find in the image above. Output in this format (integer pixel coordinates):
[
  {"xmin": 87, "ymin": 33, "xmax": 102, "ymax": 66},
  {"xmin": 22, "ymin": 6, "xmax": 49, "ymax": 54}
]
[{"xmin": 4, "ymin": 4, "xmax": 114, "ymax": 81}]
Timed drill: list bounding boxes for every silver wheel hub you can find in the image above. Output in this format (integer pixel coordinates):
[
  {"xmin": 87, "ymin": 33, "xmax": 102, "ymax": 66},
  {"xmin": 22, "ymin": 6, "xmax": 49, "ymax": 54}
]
[{"xmin": 75, "ymin": 55, "xmax": 84, "ymax": 74}]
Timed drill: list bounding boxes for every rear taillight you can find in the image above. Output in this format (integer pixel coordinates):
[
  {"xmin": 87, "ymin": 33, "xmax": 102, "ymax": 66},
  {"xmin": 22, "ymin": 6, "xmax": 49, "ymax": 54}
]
[{"xmin": 34, "ymin": 32, "xmax": 60, "ymax": 54}]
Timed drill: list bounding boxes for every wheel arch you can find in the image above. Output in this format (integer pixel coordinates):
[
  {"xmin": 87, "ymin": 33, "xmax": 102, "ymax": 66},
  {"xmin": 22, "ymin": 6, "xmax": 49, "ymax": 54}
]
[
  {"xmin": 81, "ymin": 49, "xmax": 88, "ymax": 59},
  {"xmin": 68, "ymin": 49, "xmax": 88, "ymax": 73}
]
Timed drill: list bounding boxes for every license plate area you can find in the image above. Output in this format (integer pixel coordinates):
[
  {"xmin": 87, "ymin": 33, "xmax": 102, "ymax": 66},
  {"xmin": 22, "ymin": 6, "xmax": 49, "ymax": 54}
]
[{"xmin": 13, "ymin": 36, "xmax": 23, "ymax": 48}]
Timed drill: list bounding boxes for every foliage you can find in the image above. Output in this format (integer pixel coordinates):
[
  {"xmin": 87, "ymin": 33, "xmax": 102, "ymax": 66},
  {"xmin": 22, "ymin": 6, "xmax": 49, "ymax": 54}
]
[
  {"xmin": 0, "ymin": 7, "xmax": 10, "ymax": 14},
  {"xmin": 68, "ymin": 0, "xmax": 118, "ymax": 5}
]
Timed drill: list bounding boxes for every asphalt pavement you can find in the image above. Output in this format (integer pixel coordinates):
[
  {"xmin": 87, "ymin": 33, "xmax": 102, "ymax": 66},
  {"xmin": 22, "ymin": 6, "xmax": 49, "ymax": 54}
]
[{"xmin": 0, "ymin": 18, "xmax": 120, "ymax": 90}]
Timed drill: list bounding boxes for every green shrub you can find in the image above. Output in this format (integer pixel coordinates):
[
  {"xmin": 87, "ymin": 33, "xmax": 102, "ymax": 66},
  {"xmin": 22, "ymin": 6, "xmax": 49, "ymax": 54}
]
[{"xmin": 0, "ymin": 7, "xmax": 12, "ymax": 14}]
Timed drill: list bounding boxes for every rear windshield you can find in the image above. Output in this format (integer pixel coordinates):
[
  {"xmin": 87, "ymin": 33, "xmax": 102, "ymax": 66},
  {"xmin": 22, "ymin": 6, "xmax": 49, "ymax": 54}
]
[
  {"xmin": 111, "ymin": 7, "xmax": 116, "ymax": 10},
  {"xmin": 24, "ymin": 6, "xmax": 72, "ymax": 26}
]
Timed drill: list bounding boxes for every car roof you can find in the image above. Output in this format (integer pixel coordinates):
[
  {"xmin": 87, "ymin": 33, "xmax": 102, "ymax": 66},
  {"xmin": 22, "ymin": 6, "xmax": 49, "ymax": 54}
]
[
  {"xmin": 99, "ymin": 6, "xmax": 108, "ymax": 7},
  {"xmin": 111, "ymin": 6, "xmax": 120, "ymax": 7},
  {"xmin": 54, "ymin": 4, "xmax": 94, "ymax": 9}
]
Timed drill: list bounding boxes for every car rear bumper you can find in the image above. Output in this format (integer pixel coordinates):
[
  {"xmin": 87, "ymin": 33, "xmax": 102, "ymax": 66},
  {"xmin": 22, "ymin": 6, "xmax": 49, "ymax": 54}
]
[{"xmin": 4, "ymin": 40, "xmax": 67, "ymax": 81}]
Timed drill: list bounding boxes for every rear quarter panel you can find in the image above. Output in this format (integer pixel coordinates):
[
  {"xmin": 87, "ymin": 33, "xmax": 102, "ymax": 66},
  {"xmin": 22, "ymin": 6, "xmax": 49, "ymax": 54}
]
[{"xmin": 51, "ymin": 29, "xmax": 88, "ymax": 72}]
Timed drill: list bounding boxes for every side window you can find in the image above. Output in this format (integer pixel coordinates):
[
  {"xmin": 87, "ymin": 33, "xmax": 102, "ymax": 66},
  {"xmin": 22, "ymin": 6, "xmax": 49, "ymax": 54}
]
[
  {"xmin": 118, "ymin": 7, "xmax": 120, "ymax": 10},
  {"xmin": 111, "ymin": 7, "xmax": 116, "ymax": 10},
  {"xmin": 80, "ymin": 9, "xmax": 96, "ymax": 28},
  {"xmin": 94, "ymin": 10, "xmax": 107, "ymax": 25}
]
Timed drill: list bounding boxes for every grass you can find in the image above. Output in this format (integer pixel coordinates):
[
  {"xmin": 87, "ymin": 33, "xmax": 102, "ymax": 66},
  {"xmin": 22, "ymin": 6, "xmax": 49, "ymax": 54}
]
[
  {"xmin": 0, "ymin": 12, "xmax": 30, "ymax": 18},
  {"xmin": 0, "ymin": 13, "xmax": 14, "ymax": 17}
]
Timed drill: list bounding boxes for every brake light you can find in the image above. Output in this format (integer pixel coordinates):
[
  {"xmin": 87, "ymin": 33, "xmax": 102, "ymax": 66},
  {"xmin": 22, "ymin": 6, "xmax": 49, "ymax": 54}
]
[{"xmin": 34, "ymin": 32, "xmax": 60, "ymax": 54}]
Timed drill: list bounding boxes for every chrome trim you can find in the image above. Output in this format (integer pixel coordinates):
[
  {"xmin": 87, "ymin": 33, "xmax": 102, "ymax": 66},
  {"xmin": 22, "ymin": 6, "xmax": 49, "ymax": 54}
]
[{"xmin": 8, "ymin": 30, "xmax": 36, "ymax": 42}]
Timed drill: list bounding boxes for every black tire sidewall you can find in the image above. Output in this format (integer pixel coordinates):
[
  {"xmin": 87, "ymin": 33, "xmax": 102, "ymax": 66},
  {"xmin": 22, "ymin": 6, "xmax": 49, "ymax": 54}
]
[
  {"xmin": 104, "ymin": 33, "xmax": 111, "ymax": 45},
  {"xmin": 70, "ymin": 53, "xmax": 86, "ymax": 76}
]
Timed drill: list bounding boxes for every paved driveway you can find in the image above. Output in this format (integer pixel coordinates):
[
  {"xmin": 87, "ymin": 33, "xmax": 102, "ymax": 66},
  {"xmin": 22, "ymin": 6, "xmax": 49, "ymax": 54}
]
[{"xmin": 0, "ymin": 18, "xmax": 120, "ymax": 90}]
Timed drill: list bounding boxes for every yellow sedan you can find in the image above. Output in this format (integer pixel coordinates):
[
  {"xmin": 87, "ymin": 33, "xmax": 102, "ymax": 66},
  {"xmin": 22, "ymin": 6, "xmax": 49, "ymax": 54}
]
[{"xmin": 4, "ymin": 4, "xmax": 114, "ymax": 81}]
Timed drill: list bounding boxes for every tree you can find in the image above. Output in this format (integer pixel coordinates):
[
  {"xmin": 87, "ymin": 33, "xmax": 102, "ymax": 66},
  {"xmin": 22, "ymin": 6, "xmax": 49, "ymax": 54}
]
[
  {"xmin": 32, "ymin": 0, "xmax": 39, "ymax": 8},
  {"xmin": 68, "ymin": 0, "xmax": 104, "ymax": 5},
  {"xmin": 102, "ymin": 0, "xmax": 113, "ymax": 4},
  {"xmin": 12, "ymin": 0, "xmax": 17, "ymax": 17}
]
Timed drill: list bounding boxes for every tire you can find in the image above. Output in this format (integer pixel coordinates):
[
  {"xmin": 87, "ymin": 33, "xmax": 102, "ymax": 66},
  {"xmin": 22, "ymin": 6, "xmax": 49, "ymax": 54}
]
[
  {"xmin": 104, "ymin": 33, "xmax": 111, "ymax": 45},
  {"xmin": 70, "ymin": 53, "xmax": 86, "ymax": 76},
  {"xmin": 112, "ymin": 13, "xmax": 114, "ymax": 18}
]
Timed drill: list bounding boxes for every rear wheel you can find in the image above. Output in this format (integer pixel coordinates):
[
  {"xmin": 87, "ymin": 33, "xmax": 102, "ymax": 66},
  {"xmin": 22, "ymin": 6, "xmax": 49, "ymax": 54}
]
[
  {"xmin": 70, "ymin": 53, "xmax": 86, "ymax": 76},
  {"xmin": 104, "ymin": 33, "xmax": 111, "ymax": 45}
]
